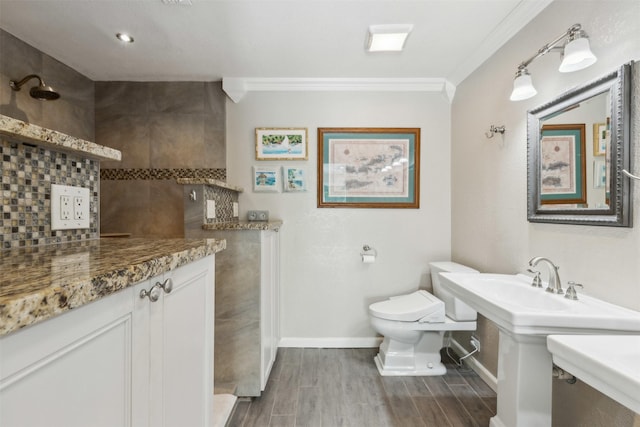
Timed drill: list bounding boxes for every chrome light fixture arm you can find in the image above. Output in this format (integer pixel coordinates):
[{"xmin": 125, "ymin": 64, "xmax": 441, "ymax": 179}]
[{"xmin": 516, "ymin": 24, "xmax": 583, "ymax": 72}]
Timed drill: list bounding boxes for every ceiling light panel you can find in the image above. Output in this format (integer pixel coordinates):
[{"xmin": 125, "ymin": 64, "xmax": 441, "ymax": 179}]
[{"xmin": 367, "ymin": 24, "xmax": 413, "ymax": 52}]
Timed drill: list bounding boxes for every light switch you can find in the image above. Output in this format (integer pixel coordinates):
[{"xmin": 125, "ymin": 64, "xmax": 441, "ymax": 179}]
[
  {"xmin": 206, "ymin": 200, "xmax": 216, "ymax": 219},
  {"xmin": 233, "ymin": 202, "xmax": 239, "ymax": 217}
]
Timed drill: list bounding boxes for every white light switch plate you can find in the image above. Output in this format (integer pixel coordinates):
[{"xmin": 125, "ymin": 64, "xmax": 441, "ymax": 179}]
[
  {"xmin": 51, "ymin": 184, "xmax": 90, "ymax": 230},
  {"xmin": 233, "ymin": 202, "xmax": 239, "ymax": 217},
  {"xmin": 206, "ymin": 200, "xmax": 216, "ymax": 219}
]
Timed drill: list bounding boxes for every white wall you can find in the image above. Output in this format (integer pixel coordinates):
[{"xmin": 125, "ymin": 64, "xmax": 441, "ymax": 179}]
[
  {"xmin": 453, "ymin": 0, "xmax": 640, "ymax": 307},
  {"xmin": 227, "ymin": 90, "xmax": 451, "ymax": 345},
  {"xmin": 452, "ymin": 0, "xmax": 640, "ymax": 424}
]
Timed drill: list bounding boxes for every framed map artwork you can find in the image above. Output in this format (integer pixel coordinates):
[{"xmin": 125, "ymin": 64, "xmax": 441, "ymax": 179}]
[{"xmin": 317, "ymin": 128, "xmax": 420, "ymax": 208}]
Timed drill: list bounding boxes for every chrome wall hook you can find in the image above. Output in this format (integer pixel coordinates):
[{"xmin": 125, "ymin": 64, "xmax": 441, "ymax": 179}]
[{"xmin": 485, "ymin": 125, "xmax": 506, "ymax": 138}]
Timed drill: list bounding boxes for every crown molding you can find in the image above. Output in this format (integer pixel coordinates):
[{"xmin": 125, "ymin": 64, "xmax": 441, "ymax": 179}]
[
  {"xmin": 448, "ymin": 0, "xmax": 554, "ymax": 85},
  {"xmin": 222, "ymin": 77, "xmax": 456, "ymax": 103}
]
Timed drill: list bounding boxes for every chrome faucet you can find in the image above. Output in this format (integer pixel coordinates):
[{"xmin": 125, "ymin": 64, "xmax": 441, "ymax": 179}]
[{"xmin": 528, "ymin": 257, "xmax": 563, "ymax": 294}]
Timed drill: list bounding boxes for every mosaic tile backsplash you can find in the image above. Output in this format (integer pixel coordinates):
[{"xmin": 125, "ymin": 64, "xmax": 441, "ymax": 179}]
[
  {"xmin": 101, "ymin": 168, "xmax": 226, "ymax": 181},
  {"xmin": 1, "ymin": 138, "xmax": 99, "ymax": 249},
  {"xmin": 204, "ymin": 184, "xmax": 239, "ymax": 224}
]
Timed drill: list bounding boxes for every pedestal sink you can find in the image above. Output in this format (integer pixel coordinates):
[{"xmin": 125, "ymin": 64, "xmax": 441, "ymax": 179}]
[
  {"xmin": 439, "ymin": 272, "xmax": 640, "ymax": 427},
  {"xmin": 547, "ymin": 335, "xmax": 640, "ymax": 414}
]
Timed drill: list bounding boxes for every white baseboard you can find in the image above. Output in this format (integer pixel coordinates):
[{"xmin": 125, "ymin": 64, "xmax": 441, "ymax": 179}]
[
  {"xmin": 278, "ymin": 337, "xmax": 382, "ymax": 348},
  {"xmin": 450, "ymin": 337, "xmax": 498, "ymax": 392}
]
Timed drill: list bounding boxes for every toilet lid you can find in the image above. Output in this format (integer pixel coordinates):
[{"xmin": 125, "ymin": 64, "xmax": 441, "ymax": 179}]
[{"xmin": 369, "ymin": 290, "xmax": 445, "ymax": 322}]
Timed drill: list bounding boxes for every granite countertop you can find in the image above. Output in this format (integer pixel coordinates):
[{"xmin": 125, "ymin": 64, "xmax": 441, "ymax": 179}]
[
  {"xmin": 0, "ymin": 238, "xmax": 226, "ymax": 336},
  {"xmin": 0, "ymin": 114, "xmax": 121, "ymax": 161},
  {"xmin": 176, "ymin": 178, "xmax": 244, "ymax": 193},
  {"xmin": 202, "ymin": 220, "xmax": 283, "ymax": 231}
]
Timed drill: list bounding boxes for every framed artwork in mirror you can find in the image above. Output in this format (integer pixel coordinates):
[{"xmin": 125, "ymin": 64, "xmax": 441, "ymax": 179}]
[
  {"xmin": 592, "ymin": 122, "xmax": 608, "ymax": 156},
  {"xmin": 540, "ymin": 124, "xmax": 586, "ymax": 205},
  {"xmin": 593, "ymin": 158, "xmax": 606, "ymax": 189}
]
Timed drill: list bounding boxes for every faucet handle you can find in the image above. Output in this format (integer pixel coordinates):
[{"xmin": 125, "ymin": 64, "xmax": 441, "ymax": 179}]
[
  {"xmin": 527, "ymin": 269, "xmax": 543, "ymax": 288},
  {"xmin": 565, "ymin": 281, "xmax": 584, "ymax": 300}
]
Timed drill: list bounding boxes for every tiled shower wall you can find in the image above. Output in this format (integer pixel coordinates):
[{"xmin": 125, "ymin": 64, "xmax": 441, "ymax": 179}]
[
  {"xmin": 97, "ymin": 81, "xmax": 227, "ymax": 238},
  {"xmin": 1, "ymin": 29, "xmax": 98, "ymax": 248},
  {"xmin": 0, "ymin": 138, "xmax": 99, "ymax": 249},
  {"xmin": 0, "ymin": 29, "xmax": 95, "ymax": 141},
  {"xmin": 2, "ymin": 30, "xmax": 228, "ymax": 243}
]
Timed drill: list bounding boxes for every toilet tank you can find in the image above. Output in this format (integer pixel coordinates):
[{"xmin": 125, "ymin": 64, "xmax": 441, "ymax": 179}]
[{"xmin": 429, "ymin": 261, "xmax": 479, "ymax": 321}]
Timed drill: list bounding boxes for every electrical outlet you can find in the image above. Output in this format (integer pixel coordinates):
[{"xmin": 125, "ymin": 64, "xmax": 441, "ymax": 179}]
[
  {"xmin": 60, "ymin": 195, "xmax": 72, "ymax": 220},
  {"xmin": 51, "ymin": 184, "xmax": 90, "ymax": 230},
  {"xmin": 247, "ymin": 210, "xmax": 269, "ymax": 221},
  {"xmin": 73, "ymin": 196, "xmax": 88, "ymax": 220},
  {"xmin": 470, "ymin": 336, "xmax": 481, "ymax": 353}
]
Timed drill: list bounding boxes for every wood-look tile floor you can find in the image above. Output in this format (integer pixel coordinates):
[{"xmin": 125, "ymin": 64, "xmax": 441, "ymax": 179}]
[{"xmin": 227, "ymin": 347, "xmax": 497, "ymax": 427}]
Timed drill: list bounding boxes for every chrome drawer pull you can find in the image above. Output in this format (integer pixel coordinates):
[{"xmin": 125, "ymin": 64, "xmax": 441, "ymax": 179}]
[{"xmin": 140, "ymin": 284, "xmax": 162, "ymax": 302}]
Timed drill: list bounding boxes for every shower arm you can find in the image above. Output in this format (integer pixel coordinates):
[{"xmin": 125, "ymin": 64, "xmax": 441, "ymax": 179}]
[{"xmin": 9, "ymin": 74, "xmax": 45, "ymax": 91}]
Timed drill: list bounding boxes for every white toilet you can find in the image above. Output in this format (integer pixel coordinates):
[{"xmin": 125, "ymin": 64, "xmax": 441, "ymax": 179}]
[{"xmin": 369, "ymin": 261, "xmax": 479, "ymax": 376}]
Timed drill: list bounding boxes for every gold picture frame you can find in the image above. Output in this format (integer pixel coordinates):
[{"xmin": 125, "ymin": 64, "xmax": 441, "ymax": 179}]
[{"xmin": 255, "ymin": 128, "xmax": 308, "ymax": 160}]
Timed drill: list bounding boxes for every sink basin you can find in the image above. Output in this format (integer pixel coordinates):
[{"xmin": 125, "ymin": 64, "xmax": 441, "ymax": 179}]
[
  {"xmin": 438, "ymin": 272, "xmax": 640, "ymax": 427},
  {"xmin": 547, "ymin": 335, "xmax": 640, "ymax": 414},
  {"xmin": 439, "ymin": 273, "xmax": 640, "ymax": 335}
]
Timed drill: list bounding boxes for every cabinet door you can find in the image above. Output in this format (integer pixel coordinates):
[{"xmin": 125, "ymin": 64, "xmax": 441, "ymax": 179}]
[
  {"xmin": 0, "ymin": 284, "xmax": 145, "ymax": 427},
  {"xmin": 260, "ymin": 230, "xmax": 280, "ymax": 390},
  {"xmin": 148, "ymin": 255, "xmax": 215, "ymax": 427}
]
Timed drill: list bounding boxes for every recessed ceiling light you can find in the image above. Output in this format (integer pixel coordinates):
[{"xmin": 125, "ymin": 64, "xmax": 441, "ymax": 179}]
[
  {"xmin": 116, "ymin": 33, "xmax": 134, "ymax": 43},
  {"xmin": 366, "ymin": 24, "xmax": 413, "ymax": 52}
]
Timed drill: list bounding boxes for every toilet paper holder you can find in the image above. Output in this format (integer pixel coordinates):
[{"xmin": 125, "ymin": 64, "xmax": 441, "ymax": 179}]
[{"xmin": 361, "ymin": 244, "xmax": 378, "ymax": 258}]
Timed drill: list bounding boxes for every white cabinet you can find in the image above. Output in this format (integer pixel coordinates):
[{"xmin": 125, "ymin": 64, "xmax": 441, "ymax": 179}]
[
  {"xmin": 147, "ymin": 255, "xmax": 215, "ymax": 427},
  {"xmin": 260, "ymin": 229, "xmax": 280, "ymax": 390},
  {"xmin": 0, "ymin": 255, "xmax": 215, "ymax": 427},
  {"xmin": 0, "ymin": 286, "xmax": 141, "ymax": 427}
]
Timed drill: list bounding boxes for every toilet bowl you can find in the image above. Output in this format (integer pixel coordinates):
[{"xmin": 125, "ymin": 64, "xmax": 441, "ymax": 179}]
[{"xmin": 368, "ymin": 261, "xmax": 479, "ymax": 376}]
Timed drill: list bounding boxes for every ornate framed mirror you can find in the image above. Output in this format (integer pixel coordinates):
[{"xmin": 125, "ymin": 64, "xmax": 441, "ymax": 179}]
[{"xmin": 527, "ymin": 62, "xmax": 633, "ymax": 227}]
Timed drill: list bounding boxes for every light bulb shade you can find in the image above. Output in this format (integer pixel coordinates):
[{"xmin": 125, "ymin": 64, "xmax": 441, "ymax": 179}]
[
  {"xmin": 559, "ymin": 36, "xmax": 597, "ymax": 72},
  {"xmin": 510, "ymin": 71, "xmax": 537, "ymax": 101}
]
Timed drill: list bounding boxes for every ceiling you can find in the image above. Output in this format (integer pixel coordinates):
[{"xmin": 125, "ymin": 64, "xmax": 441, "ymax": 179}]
[{"xmin": 0, "ymin": 0, "xmax": 551, "ymax": 85}]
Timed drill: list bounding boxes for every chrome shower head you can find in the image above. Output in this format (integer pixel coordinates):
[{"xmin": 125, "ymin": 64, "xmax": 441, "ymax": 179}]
[{"xmin": 9, "ymin": 74, "xmax": 60, "ymax": 101}]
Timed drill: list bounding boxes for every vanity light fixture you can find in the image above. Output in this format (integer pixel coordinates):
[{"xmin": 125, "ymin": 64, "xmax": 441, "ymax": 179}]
[
  {"xmin": 510, "ymin": 24, "xmax": 597, "ymax": 101},
  {"xmin": 116, "ymin": 32, "xmax": 134, "ymax": 43},
  {"xmin": 366, "ymin": 24, "xmax": 413, "ymax": 52}
]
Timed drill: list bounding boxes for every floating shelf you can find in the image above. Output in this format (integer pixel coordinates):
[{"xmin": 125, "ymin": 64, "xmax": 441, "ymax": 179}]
[{"xmin": 0, "ymin": 114, "xmax": 121, "ymax": 161}]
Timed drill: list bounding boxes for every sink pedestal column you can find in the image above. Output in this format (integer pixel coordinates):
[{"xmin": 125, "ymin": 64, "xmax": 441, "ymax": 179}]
[{"xmin": 490, "ymin": 331, "xmax": 552, "ymax": 427}]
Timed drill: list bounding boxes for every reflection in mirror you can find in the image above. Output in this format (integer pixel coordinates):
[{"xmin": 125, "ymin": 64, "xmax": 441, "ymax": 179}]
[{"xmin": 527, "ymin": 62, "xmax": 633, "ymax": 226}]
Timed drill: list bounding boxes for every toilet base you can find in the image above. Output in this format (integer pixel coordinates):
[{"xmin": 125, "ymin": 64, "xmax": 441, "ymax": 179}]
[
  {"xmin": 374, "ymin": 353, "xmax": 447, "ymax": 376},
  {"xmin": 373, "ymin": 333, "xmax": 448, "ymax": 376}
]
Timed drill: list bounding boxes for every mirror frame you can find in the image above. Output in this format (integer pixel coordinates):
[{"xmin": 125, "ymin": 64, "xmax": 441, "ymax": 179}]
[{"xmin": 527, "ymin": 62, "xmax": 633, "ymax": 227}]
